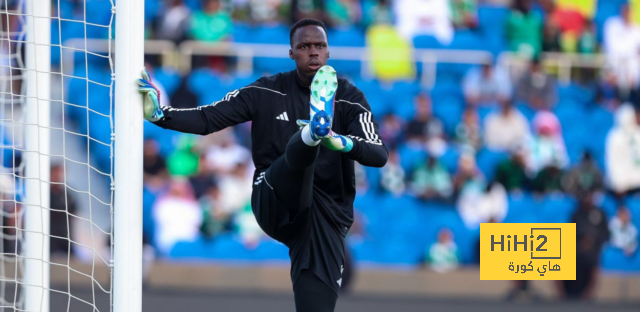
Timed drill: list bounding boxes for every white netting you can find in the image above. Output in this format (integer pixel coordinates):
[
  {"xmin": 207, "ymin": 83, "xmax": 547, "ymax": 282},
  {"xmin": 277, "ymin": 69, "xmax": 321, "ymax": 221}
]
[{"xmin": 1, "ymin": 0, "xmax": 115, "ymax": 311}]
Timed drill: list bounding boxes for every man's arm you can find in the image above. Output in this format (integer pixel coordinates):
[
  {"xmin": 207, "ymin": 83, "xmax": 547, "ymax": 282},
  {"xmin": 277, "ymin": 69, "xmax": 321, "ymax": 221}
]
[
  {"xmin": 139, "ymin": 70, "xmax": 258, "ymax": 135},
  {"xmin": 153, "ymin": 87, "xmax": 254, "ymax": 135},
  {"xmin": 341, "ymin": 90, "xmax": 389, "ymax": 168}
]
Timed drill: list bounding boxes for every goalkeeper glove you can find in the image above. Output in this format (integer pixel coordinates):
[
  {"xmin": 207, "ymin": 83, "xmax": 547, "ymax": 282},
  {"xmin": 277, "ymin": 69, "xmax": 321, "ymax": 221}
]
[
  {"xmin": 137, "ymin": 69, "xmax": 164, "ymax": 122},
  {"xmin": 296, "ymin": 119, "xmax": 353, "ymax": 152}
]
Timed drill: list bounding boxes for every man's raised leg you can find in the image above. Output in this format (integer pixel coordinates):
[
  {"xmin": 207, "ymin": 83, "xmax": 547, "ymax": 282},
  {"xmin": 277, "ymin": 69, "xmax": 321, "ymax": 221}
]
[{"xmin": 263, "ymin": 65, "xmax": 338, "ymax": 216}]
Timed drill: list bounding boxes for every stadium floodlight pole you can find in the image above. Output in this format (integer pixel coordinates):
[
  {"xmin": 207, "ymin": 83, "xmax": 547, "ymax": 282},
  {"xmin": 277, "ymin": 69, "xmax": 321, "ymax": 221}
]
[
  {"xmin": 23, "ymin": 0, "xmax": 51, "ymax": 310},
  {"xmin": 113, "ymin": 0, "xmax": 144, "ymax": 310}
]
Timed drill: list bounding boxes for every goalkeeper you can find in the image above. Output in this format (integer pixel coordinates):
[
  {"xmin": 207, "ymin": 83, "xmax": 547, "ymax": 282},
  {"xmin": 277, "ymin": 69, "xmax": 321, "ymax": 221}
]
[{"xmin": 139, "ymin": 18, "xmax": 388, "ymax": 312}]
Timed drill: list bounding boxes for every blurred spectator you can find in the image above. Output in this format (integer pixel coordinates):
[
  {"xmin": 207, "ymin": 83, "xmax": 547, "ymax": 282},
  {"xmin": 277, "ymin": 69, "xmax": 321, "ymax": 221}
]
[
  {"xmin": 562, "ymin": 192, "xmax": 609, "ymax": 300},
  {"xmin": 394, "ymin": 0, "xmax": 453, "ymax": 44},
  {"xmin": 541, "ymin": 0, "xmax": 590, "ymax": 53},
  {"xmin": 290, "ymin": 0, "xmax": 327, "ymax": 24},
  {"xmin": 515, "ymin": 59, "xmax": 558, "ymax": 109},
  {"xmin": 410, "ymin": 155, "xmax": 453, "ymax": 201},
  {"xmin": 379, "ymin": 113, "xmax": 404, "ymax": 148},
  {"xmin": 157, "ymin": 0, "xmax": 191, "ymax": 43},
  {"xmin": 326, "ymin": 0, "xmax": 362, "ymax": 27},
  {"xmin": 236, "ymin": 202, "xmax": 266, "ymax": 248},
  {"xmin": 218, "ymin": 161, "xmax": 254, "ymax": 216},
  {"xmin": 604, "ymin": 3, "xmax": 640, "ymax": 96},
  {"xmin": 450, "ymin": 0, "xmax": 477, "ymax": 29},
  {"xmin": 50, "ymin": 164, "xmax": 77, "ymax": 255},
  {"xmin": 380, "ymin": 149, "xmax": 406, "ymax": 196},
  {"xmin": 205, "ymin": 129, "xmax": 253, "ymax": 175},
  {"xmin": 462, "ymin": 60, "xmax": 512, "ymax": 106},
  {"xmin": 198, "ymin": 182, "xmax": 229, "ymax": 239},
  {"xmin": 406, "ymin": 94, "xmax": 447, "ymax": 155},
  {"xmin": 541, "ymin": 16, "xmax": 561, "ymax": 52},
  {"xmin": 577, "ymin": 19, "xmax": 597, "ymax": 54},
  {"xmin": 561, "ymin": 151, "xmax": 604, "ymax": 198},
  {"xmin": 143, "ymin": 138, "xmax": 168, "ymax": 189},
  {"xmin": 526, "ymin": 111, "xmax": 568, "ymax": 175},
  {"xmin": 246, "ymin": 0, "xmax": 286, "ymax": 24},
  {"xmin": 495, "ymin": 146, "xmax": 530, "ymax": 192},
  {"xmin": 531, "ymin": 164, "xmax": 564, "ymax": 194},
  {"xmin": 606, "ymin": 105, "xmax": 640, "ymax": 199},
  {"xmin": 426, "ymin": 228, "xmax": 459, "ymax": 273},
  {"xmin": 190, "ymin": 0, "xmax": 233, "ymax": 42},
  {"xmin": 361, "ymin": 0, "xmax": 394, "ymax": 28},
  {"xmin": 609, "ymin": 206, "xmax": 638, "ymax": 256},
  {"xmin": 458, "ymin": 180, "xmax": 508, "ymax": 229},
  {"xmin": 167, "ymin": 135, "xmax": 200, "ymax": 177},
  {"xmin": 354, "ymin": 162, "xmax": 369, "ymax": 193},
  {"xmin": 153, "ymin": 179, "xmax": 203, "ymax": 255},
  {"xmin": 455, "ymin": 107, "xmax": 482, "ymax": 154},
  {"xmin": 484, "ymin": 100, "xmax": 530, "ymax": 151},
  {"xmin": 189, "ymin": 153, "xmax": 217, "ymax": 199},
  {"xmin": 453, "ymin": 152, "xmax": 485, "ymax": 197},
  {"xmin": 505, "ymin": 0, "xmax": 543, "ymax": 59}
]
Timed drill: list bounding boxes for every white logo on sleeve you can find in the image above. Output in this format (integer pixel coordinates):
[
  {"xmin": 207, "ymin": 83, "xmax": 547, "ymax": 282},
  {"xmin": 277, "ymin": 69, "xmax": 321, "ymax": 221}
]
[
  {"xmin": 337, "ymin": 265, "xmax": 344, "ymax": 287},
  {"xmin": 275, "ymin": 111, "xmax": 289, "ymax": 121}
]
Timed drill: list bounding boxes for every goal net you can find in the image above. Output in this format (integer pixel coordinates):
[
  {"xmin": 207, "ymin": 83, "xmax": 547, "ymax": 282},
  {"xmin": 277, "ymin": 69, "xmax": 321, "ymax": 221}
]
[{"xmin": 0, "ymin": 0, "xmax": 129, "ymax": 311}]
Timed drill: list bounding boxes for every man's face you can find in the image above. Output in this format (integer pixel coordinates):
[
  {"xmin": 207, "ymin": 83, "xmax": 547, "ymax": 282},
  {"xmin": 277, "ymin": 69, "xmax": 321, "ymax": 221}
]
[{"xmin": 290, "ymin": 25, "xmax": 330, "ymax": 84}]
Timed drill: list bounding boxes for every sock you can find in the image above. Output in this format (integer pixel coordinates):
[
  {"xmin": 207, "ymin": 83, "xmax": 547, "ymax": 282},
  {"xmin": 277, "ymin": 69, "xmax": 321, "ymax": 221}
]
[{"xmin": 301, "ymin": 124, "xmax": 321, "ymax": 146}]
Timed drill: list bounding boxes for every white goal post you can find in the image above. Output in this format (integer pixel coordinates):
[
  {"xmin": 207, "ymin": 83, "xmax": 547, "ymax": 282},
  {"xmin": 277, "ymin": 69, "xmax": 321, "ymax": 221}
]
[
  {"xmin": 113, "ymin": 0, "xmax": 145, "ymax": 310},
  {"xmin": 0, "ymin": 0, "xmax": 144, "ymax": 311}
]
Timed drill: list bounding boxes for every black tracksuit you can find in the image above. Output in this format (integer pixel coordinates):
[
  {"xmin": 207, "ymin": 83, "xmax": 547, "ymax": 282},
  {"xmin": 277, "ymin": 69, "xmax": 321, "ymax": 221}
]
[{"xmin": 152, "ymin": 69, "xmax": 388, "ymax": 310}]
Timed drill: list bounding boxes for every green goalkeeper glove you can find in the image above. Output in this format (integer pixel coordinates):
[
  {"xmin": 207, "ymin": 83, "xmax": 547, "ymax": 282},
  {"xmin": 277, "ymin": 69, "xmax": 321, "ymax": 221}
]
[
  {"xmin": 296, "ymin": 119, "xmax": 353, "ymax": 152},
  {"xmin": 137, "ymin": 69, "xmax": 164, "ymax": 122}
]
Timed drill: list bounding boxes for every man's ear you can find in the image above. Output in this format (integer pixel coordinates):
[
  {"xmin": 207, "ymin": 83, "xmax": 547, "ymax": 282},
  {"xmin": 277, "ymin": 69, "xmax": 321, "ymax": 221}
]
[{"xmin": 289, "ymin": 49, "xmax": 294, "ymax": 60}]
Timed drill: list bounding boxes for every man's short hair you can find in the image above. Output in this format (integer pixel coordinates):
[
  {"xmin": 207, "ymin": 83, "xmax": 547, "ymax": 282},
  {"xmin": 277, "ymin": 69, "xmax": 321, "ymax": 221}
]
[{"xmin": 289, "ymin": 18, "xmax": 328, "ymax": 47}]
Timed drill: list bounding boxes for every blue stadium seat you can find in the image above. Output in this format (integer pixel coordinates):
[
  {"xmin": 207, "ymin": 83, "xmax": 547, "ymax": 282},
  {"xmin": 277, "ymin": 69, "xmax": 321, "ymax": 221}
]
[
  {"xmin": 439, "ymin": 147, "xmax": 460, "ymax": 173},
  {"xmin": 252, "ymin": 24, "xmax": 290, "ymax": 44},
  {"xmin": 210, "ymin": 234, "xmax": 251, "ymax": 260},
  {"xmin": 447, "ymin": 30, "xmax": 485, "ymax": 50},
  {"xmin": 153, "ymin": 67, "xmax": 182, "ymax": 98},
  {"xmin": 398, "ymin": 142, "xmax": 427, "ymax": 173},
  {"xmin": 350, "ymin": 239, "xmax": 380, "ymax": 263},
  {"xmin": 142, "ymin": 187, "xmax": 157, "ymax": 243},
  {"xmin": 255, "ymin": 57, "xmax": 294, "ymax": 76},
  {"xmin": 478, "ymin": 6, "xmax": 509, "ymax": 37},
  {"xmin": 476, "ymin": 149, "xmax": 508, "ymax": 181},
  {"xmin": 187, "ymin": 69, "xmax": 231, "ymax": 105},
  {"xmin": 601, "ymin": 245, "xmax": 640, "ymax": 272},
  {"xmin": 413, "ymin": 35, "xmax": 444, "ymax": 49},
  {"xmin": 252, "ymin": 240, "xmax": 289, "ymax": 261},
  {"xmin": 232, "ymin": 23, "xmax": 255, "ymax": 43},
  {"xmin": 85, "ymin": 0, "xmax": 113, "ymax": 38},
  {"xmin": 170, "ymin": 237, "xmax": 216, "ymax": 259},
  {"xmin": 363, "ymin": 166, "xmax": 382, "ymax": 193},
  {"xmin": 353, "ymin": 79, "xmax": 388, "ymax": 116},
  {"xmin": 329, "ymin": 27, "xmax": 366, "ymax": 46},
  {"xmin": 432, "ymin": 95, "xmax": 464, "ymax": 136},
  {"xmin": 504, "ymin": 194, "xmax": 539, "ymax": 224},
  {"xmin": 330, "ymin": 60, "xmax": 361, "ymax": 78},
  {"xmin": 432, "ymin": 79, "xmax": 463, "ymax": 99},
  {"xmin": 537, "ymin": 195, "xmax": 576, "ymax": 223},
  {"xmin": 386, "ymin": 81, "xmax": 420, "ymax": 120},
  {"xmin": 558, "ymin": 84, "xmax": 594, "ymax": 104}
]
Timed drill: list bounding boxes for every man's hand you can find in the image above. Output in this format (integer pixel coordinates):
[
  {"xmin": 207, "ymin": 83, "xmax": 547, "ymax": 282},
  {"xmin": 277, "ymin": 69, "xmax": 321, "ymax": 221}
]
[
  {"xmin": 137, "ymin": 69, "xmax": 164, "ymax": 122},
  {"xmin": 296, "ymin": 119, "xmax": 353, "ymax": 152}
]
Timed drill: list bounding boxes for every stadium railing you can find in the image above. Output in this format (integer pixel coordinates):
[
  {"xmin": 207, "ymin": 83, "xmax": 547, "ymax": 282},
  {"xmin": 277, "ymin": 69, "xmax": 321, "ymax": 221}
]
[{"xmin": 60, "ymin": 39, "xmax": 613, "ymax": 89}]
